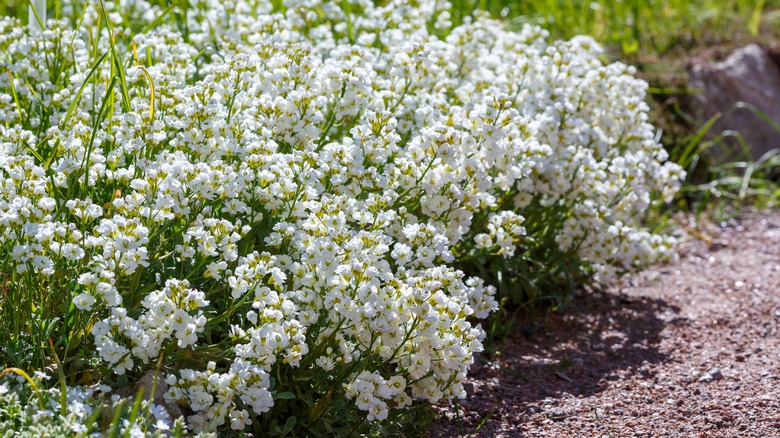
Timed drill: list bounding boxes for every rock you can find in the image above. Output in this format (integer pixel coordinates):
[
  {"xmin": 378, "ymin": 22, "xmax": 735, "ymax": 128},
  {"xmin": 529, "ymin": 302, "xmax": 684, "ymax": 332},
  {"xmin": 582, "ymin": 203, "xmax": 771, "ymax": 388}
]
[
  {"xmin": 699, "ymin": 367, "xmax": 724, "ymax": 382},
  {"xmin": 114, "ymin": 370, "xmax": 183, "ymax": 419},
  {"xmin": 689, "ymin": 44, "xmax": 780, "ymax": 162},
  {"xmin": 546, "ymin": 407, "xmax": 570, "ymax": 421}
]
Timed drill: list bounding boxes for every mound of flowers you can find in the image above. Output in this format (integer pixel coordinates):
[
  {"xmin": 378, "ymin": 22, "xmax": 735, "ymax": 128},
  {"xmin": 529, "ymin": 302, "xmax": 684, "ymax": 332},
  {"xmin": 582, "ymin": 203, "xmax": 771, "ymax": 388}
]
[{"xmin": 0, "ymin": 0, "xmax": 683, "ymax": 434}]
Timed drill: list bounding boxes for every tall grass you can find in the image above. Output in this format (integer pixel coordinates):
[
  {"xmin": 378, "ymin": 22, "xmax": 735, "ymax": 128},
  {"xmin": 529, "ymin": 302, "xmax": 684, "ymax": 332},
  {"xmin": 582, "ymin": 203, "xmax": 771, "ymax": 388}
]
[
  {"xmin": 453, "ymin": 0, "xmax": 780, "ymax": 54},
  {"xmin": 673, "ymin": 111, "xmax": 780, "ymax": 214}
]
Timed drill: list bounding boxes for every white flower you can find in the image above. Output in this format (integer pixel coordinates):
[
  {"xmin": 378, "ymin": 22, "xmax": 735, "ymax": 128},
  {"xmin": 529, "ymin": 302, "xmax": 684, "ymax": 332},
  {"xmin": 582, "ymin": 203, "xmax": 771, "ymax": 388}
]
[
  {"xmin": 474, "ymin": 233, "xmax": 492, "ymax": 249},
  {"xmin": 73, "ymin": 292, "xmax": 96, "ymax": 311},
  {"xmin": 229, "ymin": 408, "xmax": 251, "ymax": 430},
  {"xmin": 205, "ymin": 260, "xmax": 227, "ymax": 280}
]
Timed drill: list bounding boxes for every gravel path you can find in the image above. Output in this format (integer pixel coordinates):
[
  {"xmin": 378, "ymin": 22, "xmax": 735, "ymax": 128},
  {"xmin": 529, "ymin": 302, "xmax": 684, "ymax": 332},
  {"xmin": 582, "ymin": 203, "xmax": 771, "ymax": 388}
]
[{"xmin": 432, "ymin": 211, "xmax": 780, "ymax": 437}]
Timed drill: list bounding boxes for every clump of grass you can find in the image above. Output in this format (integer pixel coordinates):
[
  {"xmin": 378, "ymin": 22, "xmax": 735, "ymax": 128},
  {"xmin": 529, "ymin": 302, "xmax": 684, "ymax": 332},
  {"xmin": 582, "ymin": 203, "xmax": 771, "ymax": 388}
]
[{"xmin": 660, "ymin": 98, "xmax": 780, "ymax": 219}]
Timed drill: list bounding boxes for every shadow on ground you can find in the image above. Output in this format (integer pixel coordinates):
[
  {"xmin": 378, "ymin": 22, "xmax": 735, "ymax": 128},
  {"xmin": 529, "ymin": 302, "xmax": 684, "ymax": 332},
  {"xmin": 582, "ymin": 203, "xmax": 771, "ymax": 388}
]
[
  {"xmin": 502, "ymin": 288, "xmax": 683, "ymax": 402},
  {"xmin": 431, "ymin": 286, "xmax": 684, "ymax": 435}
]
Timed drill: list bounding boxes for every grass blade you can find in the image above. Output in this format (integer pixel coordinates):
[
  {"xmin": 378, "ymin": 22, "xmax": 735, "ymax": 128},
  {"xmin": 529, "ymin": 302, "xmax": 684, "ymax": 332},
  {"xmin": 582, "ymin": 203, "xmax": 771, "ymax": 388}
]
[
  {"xmin": 749, "ymin": 0, "xmax": 765, "ymax": 35},
  {"xmin": 676, "ymin": 113, "xmax": 721, "ymax": 169},
  {"xmin": 62, "ymin": 50, "xmax": 109, "ymax": 127},
  {"xmin": 98, "ymin": 0, "xmax": 131, "ymax": 113},
  {"xmin": 0, "ymin": 368, "xmax": 45, "ymax": 410}
]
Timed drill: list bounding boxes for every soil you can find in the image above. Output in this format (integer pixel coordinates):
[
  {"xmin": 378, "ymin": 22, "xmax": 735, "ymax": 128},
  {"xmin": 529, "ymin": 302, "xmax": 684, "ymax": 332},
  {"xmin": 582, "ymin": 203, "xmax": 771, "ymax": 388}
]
[{"xmin": 431, "ymin": 211, "xmax": 780, "ymax": 437}]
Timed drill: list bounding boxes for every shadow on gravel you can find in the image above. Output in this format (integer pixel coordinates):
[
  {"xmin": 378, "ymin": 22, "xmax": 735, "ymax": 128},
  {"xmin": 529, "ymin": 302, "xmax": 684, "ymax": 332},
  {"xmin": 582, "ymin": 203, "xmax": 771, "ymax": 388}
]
[
  {"xmin": 510, "ymin": 290, "xmax": 681, "ymax": 401},
  {"xmin": 457, "ymin": 287, "xmax": 685, "ymax": 419}
]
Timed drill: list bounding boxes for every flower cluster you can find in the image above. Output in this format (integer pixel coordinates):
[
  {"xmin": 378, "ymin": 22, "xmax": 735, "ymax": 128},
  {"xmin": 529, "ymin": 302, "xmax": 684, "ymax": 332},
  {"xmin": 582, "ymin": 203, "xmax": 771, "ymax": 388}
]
[
  {"xmin": 344, "ymin": 371, "xmax": 410, "ymax": 421},
  {"xmin": 164, "ymin": 361, "xmax": 273, "ymax": 431},
  {"xmin": 90, "ymin": 279, "xmax": 210, "ymax": 374},
  {"xmin": 0, "ymin": 0, "xmax": 682, "ymax": 434}
]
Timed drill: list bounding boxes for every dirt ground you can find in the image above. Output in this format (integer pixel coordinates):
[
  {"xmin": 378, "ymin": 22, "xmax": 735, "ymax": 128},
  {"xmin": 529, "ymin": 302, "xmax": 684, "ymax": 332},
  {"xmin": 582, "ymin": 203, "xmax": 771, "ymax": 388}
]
[{"xmin": 432, "ymin": 211, "xmax": 780, "ymax": 437}]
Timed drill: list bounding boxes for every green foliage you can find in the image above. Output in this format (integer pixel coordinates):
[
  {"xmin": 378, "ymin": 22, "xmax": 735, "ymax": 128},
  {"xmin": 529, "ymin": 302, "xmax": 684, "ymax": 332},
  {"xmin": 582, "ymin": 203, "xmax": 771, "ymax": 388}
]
[
  {"xmin": 464, "ymin": 198, "xmax": 593, "ymax": 306},
  {"xmin": 663, "ymin": 101, "xmax": 780, "ymax": 215},
  {"xmin": 452, "ymin": 0, "xmax": 780, "ymax": 54}
]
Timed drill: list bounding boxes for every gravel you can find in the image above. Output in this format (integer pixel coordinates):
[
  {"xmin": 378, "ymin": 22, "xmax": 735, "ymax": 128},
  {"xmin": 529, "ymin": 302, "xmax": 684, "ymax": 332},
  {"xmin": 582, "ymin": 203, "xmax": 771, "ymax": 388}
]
[{"xmin": 432, "ymin": 211, "xmax": 780, "ymax": 437}]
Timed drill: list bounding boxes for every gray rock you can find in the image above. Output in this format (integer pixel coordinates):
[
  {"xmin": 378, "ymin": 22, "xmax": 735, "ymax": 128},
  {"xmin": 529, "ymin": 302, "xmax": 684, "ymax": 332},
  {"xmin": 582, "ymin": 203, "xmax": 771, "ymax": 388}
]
[
  {"xmin": 546, "ymin": 407, "xmax": 570, "ymax": 421},
  {"xmin": 689, "ymin": 44, "xmax": 780, "ymax": 162},
  {"xmin": 699, "ymin": 367, "xmax": 724, "ymax": 382}
]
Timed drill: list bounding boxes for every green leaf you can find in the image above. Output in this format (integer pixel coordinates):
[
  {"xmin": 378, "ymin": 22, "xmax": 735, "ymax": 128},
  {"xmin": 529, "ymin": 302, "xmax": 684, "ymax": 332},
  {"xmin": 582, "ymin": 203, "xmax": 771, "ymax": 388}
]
[
  {"xmin": 282, "ymin": 416, "xmax": 297, "ymax": 434},
  {"xmin": 274, "ymin": 391, "xmax": 296, "ymax": 400}
]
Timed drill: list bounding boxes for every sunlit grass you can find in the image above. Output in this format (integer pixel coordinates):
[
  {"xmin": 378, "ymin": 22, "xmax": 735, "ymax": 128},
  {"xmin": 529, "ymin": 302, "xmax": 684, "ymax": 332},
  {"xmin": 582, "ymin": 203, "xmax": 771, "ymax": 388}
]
[{"xmin": 454, "ymin": 0, "xmax": 780, "ymax": 54}]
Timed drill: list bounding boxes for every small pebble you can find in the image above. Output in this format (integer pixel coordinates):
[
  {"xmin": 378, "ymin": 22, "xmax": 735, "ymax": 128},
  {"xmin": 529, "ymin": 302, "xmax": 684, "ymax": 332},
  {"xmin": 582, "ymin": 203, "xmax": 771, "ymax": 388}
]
[
  {"xmin": 699, "ymin": 368, "xmax": 724, "ymax": 382},
  {"xmin": 546, "ymin": 407, "xmax": 568, "ymax": 420}
]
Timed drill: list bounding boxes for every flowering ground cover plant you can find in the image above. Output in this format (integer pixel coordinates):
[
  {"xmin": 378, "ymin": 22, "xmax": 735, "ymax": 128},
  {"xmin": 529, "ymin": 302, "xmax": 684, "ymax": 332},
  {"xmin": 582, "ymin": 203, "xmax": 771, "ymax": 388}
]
[{"xmin": 0, "ymin": 0, "xmax": 683, "ymax": 435}]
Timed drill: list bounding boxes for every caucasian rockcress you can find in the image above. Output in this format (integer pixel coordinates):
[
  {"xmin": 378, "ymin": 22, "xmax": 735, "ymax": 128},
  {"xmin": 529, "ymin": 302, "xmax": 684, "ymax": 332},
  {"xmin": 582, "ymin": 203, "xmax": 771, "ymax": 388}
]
[{"xmin": 0, "ymin": 0, "xmax": 682, "ymax": 434}]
